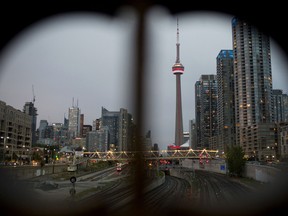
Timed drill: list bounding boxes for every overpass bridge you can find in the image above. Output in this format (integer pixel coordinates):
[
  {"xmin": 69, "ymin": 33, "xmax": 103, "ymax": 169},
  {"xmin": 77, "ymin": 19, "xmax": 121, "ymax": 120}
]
[
  {"xmin": 67, "ymin": 149, "xmax": 219, "ymax": 171},
  {"xmin": 81, "ymin": 149, "xmax": 219, "ymax": 161}
]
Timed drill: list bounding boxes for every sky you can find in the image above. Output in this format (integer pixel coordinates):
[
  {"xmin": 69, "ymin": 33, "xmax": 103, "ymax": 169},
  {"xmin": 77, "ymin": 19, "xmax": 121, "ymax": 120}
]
[{"xmin": 0, "ymin": 7, "xmax": 288, "ymax": 150}]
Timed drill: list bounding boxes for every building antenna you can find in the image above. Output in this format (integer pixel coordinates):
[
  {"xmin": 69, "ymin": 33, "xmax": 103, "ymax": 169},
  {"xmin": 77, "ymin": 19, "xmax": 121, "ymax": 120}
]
[
  {"xmin": 32, "ymin": 85, "xmax": 35, "ymax": 104},
  {"xmin": 176, "ymin": 17, "xmax": 180, "ymax": 63}
]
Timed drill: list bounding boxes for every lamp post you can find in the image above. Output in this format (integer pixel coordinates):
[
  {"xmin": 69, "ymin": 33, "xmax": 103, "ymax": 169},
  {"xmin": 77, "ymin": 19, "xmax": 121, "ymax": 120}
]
[
  {"xmin": 20, "ymin": 145, "xmax": 25, "ymax": 165},
  {"xmin": 1, "ymin": 136, "xmax": 9, "ymax": 163}
]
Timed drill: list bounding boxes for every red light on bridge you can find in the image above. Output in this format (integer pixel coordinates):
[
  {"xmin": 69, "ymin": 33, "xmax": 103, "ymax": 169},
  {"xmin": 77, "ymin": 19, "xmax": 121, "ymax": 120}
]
[{"xmin": 167, "ymin": 145, "xmax": 181, "ymax": 150}]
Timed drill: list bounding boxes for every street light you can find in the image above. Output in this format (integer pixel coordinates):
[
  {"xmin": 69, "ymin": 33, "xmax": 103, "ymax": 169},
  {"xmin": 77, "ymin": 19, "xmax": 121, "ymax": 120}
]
[
  {"xmin": 1, "ymin": 136, "xmax": 9, "ymax": 163},
  {"xmin": 20, "ymin": 145, "xmax": 25, "ymax": 165}
]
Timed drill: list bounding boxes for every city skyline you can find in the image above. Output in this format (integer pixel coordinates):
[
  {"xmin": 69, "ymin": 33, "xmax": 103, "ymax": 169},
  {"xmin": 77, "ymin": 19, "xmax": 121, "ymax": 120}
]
[{"xmin": 0, "ymin": 10, "xmax": 288, "ymax": 150}]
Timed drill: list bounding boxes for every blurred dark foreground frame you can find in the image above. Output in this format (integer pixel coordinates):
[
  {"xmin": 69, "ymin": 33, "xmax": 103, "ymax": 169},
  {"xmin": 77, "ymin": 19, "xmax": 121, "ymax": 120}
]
[{"xmin": 0, "ymin": 1, "xmax": 288, "ymax": 216}]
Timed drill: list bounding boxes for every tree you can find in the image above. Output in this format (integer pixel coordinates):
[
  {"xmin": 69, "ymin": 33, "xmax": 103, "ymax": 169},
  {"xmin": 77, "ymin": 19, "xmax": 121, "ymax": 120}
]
[
  {"xmin": 225, "ymin": 145, "xmax": 246, "ymax": 177},
  {"xmin": 31, "ymin": 151, "xmax": 42, "ymax": 161}
]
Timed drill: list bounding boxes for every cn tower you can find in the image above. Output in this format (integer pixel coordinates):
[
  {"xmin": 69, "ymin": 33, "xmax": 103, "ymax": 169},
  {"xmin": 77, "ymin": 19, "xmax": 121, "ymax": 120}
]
[{"xmin": 172, "ymin": 19, "xmax": 184, "ymax": 146}]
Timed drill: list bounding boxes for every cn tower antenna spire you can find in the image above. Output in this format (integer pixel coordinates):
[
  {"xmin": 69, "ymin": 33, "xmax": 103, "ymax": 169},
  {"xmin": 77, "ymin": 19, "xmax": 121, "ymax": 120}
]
[{"xmin": 176, "ymin": 18, "xmax": 180, "ymax": 63}]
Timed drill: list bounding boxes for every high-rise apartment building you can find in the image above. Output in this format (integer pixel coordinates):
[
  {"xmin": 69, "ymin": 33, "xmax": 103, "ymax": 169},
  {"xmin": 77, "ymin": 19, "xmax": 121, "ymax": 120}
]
[
  {"xmin": 0, "ymin": 100, "xmax": 32, "ymax": 162},
  {"xmin": 118, "ymin": 108, "xmax": 134, "ymax": 151},
  {"xmin": 101, "ymin": 107, "xmax": 134, "ymax": 151},
  {"xmin": 86, "ymin": 127, "xmax": 109, "ymax": 152},
  {"xmin": 101, "ymin": 107, "xmax": 120, "ymax": 151},
  {"xmin": 38, "ymin": 120, "xmax": 48, "ymax": 142},
  {"xmin": 195, "ymin": 75, "xmax": 218, "ymax": 149},
  {"xmin": 51, "ymin": 123, "xmax": 66, "ymax": 145},
  {"xmin": 283, "ymin": 94, "xmax": 288, "ymax": 122},
  {"xmin": 37, "ymin": 120, "xmax": 69, "ymax": 146},
  {"xmin": 272, "ymin": 89, "xmax": 288, "ymax": 123},
  {"xmin": 143, "ymin": 130, "xmax": 152, "ymax": 151},
  {"xmin": 195, "ymin": 81, "xmax": 201, "ymax": 149},
  {"xmin": 232, "ymin": 17, "xmax": 274, "ymax": 160},
  {"xmin": 216, "ymin": 50, "xmax": 236, "ymax": 153}
]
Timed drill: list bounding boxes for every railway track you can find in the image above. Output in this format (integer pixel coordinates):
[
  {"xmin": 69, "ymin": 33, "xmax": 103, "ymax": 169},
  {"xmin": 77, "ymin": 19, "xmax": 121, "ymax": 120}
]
[
  {"xmin": 78, "ymin": 169, "xmax": 256, "ymax": 215},
  {"xmin": 181, "ymin": 169, "xmax": 262, "ymax": 215},
  {"xmin": 142, "ymin": 175, "xmax": 190, "ymax": 214},
  {"xmin": 32, "ymin": 165, "xmax": 265, "ymax": 216}
]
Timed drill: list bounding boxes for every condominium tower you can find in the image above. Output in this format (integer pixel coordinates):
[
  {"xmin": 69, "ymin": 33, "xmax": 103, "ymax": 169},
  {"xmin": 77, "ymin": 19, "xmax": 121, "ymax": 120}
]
[
  {"xmin": 195, "ymin": 75, "xmax": 218, "ymax": 149},
  {"xmin": 232, "ymin": 17, "xmax": 274, "ymax": 160},
  {"xmin": 101, "ymin": 107, "xmax": 134, "ymax": 151},
  {"xmin": 216, "ymin": 50, "xmax": 235, "ymax": 152}
]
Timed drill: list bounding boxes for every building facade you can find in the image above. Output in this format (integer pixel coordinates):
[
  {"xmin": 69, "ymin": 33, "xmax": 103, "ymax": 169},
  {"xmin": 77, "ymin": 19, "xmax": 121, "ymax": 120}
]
[
  {"xmin": 38, "ymin": 120, "xmax": 48, "ymax": 142},
  {"xmin": 189, "ymin": 119, "xmax": 197, "ymax": 149},
  {"xmin": 232, "ymin": 17, "xmax": 273, "ymax": 160},
  {"xmin": 279, "ymin": 123, "xmax": 288, "ymax": 159},
  {"xmin": 195, "ymin": 81, "xmax": 202, "ymax": 149},
  {"xmin": 216, "ymin": 50, "xmax": 236, "ymax": 153},
  {"xmin": 272, "ymin": 89, "xmax": 288, "ymax": 123},
  {"xmin": 86, "ymin": 127, "xmax": 109, "ymax": 152},
  {"xmin": 118, "ymin": 108, "xmax": 133, "ymax": 151},
  {"xmin": 68, "ymin": 105, "xmax": 81, "ymax": 139},
  {"xmin": 0, "ymin": 100, "xmax": 32, "ymax": 162},
  {"xmin": 37, "ymin": 120, "xmax": 68, "ymax": 146},
  {"xmin": 195, "ymin": 75, "xmax": 218, "ymax": 149},
  {"xmin": 23, "ymin": 102, "xmax": 37, "ymax": 146},
  {"xmin": 92, "ymin": 119, "xmax": 101, "ymax": 131},
  {"xmin": 101, "ymin": 107, "xmax": 120, "ymax": 151},
  {"xmin": 283, "ymin": 94, "xmax": 288, "ymax": 122},
  {"xmin": 101, "ymin": 107, "xmax": 134, "ymax": 151}
]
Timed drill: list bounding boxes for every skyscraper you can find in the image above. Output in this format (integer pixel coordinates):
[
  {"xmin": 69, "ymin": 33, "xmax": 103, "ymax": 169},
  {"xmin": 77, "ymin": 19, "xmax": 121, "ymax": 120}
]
[
  {"xmin": 232, "ymin": 17, "xmax": 274, "ymax": 159},
  {"xmin": 68, "ymin": 103, "xmax": 80, "ymax": 139},
  {"xmin": 172, "ymin": 19, "xmax": 184, "ymax": 146},
  {"xmin": 118, "ymin": 108, "xmax": 134, "ymax": 151},
  {"xmin": 195, "ymin": 75, "xmax": 218, "ymax": 149},
  {"xmin": 80, "ymin": 114, "xmax": 84, "ymax": 138},
  {"xmin": 272, "ymin": 89, "xmax": 287, "ymax": 123},
  {"xmin": 23, "ymin": 102, "xmax": 37, "ymax": 146},
  {"xmin": 216, "ymin": 50, "xmax": 235, "ymax": 152},
  {"xmin": 101, "ymin": 107, "xmax": 120, "ymax": 151},
  {"xmin": 86, "ymin": 127, "xmax": 109, "ymax": 152},
  {"xmin": 38, "ymin": 120, "xmax": 48, "ymax": 143},
  {"xmin": 101, "ymin": 107, "xmax": 133, "ymax": 151}
]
